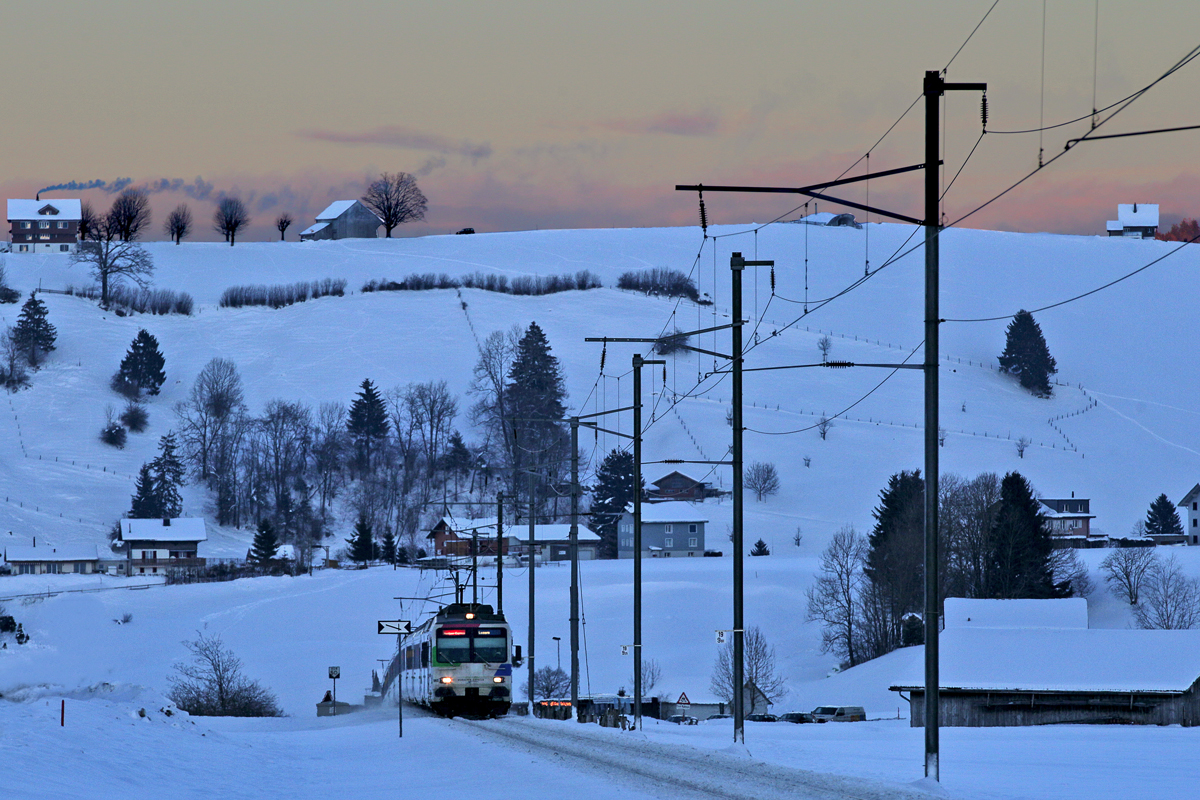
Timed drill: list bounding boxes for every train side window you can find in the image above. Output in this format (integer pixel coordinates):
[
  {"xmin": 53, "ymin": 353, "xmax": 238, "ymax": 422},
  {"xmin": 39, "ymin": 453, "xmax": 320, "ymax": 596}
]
[{"xmin": 421, "ymin": 642, "xmax": 430, "ymax": 667}]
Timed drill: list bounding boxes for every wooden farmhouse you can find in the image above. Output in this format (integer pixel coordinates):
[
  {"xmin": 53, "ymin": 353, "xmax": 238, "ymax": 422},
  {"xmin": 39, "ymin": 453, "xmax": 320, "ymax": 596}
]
[
  {"xmin": 7, "ymin": 199, "xmax": 82, "ymax": 254},
  {"xmin": 3, "ymin": 542, "xmax": 98, "ymax": 575},
  {"xmin": 299, "ymin": 200, "xmax": 381, "ymax": 241},
  {"xmin": 648, "ymin": 470, "xmax": 714, "ymax": 501},
  {"xmin": 1106, "ymin": 203, "xmax": 1159, "ymax": 239},
  {"xmin": 117, "ymin": 517, "xmax": 207, "ymax": 576},
  {"xmin": 891, "ymin": 598, "xmax": 1200, "ymax": 727},
  {"xmin": 1038, "ymin": 496, "xmax": 1100, "ymax": 545}
]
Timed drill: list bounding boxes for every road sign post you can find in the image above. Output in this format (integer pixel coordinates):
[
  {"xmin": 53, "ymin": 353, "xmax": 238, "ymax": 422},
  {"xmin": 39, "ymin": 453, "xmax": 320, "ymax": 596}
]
[{"xmin": 328, "ymin": 666, "xmax": 340, "ymax": 715}]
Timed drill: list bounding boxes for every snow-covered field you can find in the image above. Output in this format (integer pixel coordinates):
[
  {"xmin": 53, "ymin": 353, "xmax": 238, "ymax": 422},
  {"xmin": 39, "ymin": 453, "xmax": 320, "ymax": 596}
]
[{"xmin": 1, "ymin": 222, "xmax": 1198, "ymax": 797}]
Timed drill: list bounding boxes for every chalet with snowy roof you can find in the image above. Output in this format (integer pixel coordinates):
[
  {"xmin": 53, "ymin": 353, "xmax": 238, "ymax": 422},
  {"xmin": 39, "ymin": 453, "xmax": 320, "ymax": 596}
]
[
  {"xmin": 1178, "ymin": 484, "xmax": 1200, "ymax": 546},
  {"xmin": 648, "ymin": 470, "xmax": 715, "ymax": 502},
  {"xmin": 617, "ymin": 501, "xmax": 707, "ymax": 559},
  {"xmin": 891, "ymin": 598, "xmax": 1200, "ymax": 726},
  {"xmin": 3, "ymin": 542, "xmax": 99, "ymax": 575},
  {"xmin": 299, "ymin": 200, "xmax": 381, "ymax": 241},
  {"xmin": 503, "ymin": 524, "xmax": 601, "ymax": 562},
  {"xmin": 7, "ymin": 199, "xmax": 82, "ymax": 254},
  {"xmin": 117, "ymin": 517, "xmax": 207, "ymax": 575},
  {"xmin": 1106, "ymin": 203, "xmax": 1159, "ymax": 239},
  {"xmin": 1039, "ymin": 496, "xmax": 1099, "ymax": 544},
  {"xmin": 427, "ymin": 516, "xmax": 508, "ymax": 558}
]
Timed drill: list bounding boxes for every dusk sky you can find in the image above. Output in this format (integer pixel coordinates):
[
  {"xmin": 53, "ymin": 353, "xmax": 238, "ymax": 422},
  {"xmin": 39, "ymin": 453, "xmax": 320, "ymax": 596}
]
[{"xmin": 4, "ymin": 1, "xmax": 1197, "ymax": 241}]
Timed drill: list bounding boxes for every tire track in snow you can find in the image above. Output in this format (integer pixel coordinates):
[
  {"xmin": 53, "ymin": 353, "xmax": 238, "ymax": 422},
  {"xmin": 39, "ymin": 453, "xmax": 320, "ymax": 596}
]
[{"xmin": 454, "ymin": 716, "xmax": 943, "ymax": 800}]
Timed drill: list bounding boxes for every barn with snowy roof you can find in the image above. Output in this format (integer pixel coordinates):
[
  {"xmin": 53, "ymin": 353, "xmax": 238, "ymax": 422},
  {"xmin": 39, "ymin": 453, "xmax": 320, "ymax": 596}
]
[
  {"xmin": 299, "ymin": 200, "xmax": 381, "ymax": 241},
  {"xmin": 891, "ymin": 598, "xmax": 1200, "ymax": 726}
]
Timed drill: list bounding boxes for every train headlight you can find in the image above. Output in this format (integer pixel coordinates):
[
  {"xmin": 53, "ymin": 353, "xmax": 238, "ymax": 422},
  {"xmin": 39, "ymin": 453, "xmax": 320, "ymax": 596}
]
[
  {"xmin": 493, "ymin": 677, "xmax": 504, "ymax": 683},
  {"xmin": 440, "ymin": 676, "xmax": 454, "ymax": 684}
]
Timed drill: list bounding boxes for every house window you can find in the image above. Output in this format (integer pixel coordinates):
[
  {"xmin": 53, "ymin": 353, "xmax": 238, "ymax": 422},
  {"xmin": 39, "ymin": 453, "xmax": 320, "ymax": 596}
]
[
  {"xmin": 664, "ymin": 537, "xmax": 673, "ymax": 548},
  {"xmin": 1193, "ymin": 519, "xmax": 1197, "ymax": 528},
  {"xmin": 20, "ymin": 221, "xmax": 30, "ymax": 229},
  {"xmin": 1193, "ymin": 502, "xmax": 1197, "ymax": 511},
  {"xmin": 57, "ymin": 221, "xmax": 67, "ymax": 228},
  {"xmin": 689, "ymin": 537, "xmax": 698, "ymax": 547},
  {"xmin": 60, "ymin": 245, "xmax": 70, "ymax": 252},
  {"xmin": 39, "ymin": 221, "xmax": 49, "ymax": 229},
  {"xmin": 689, "ymin": 524, "xmax": 697, "ymax": 533},
  {"xmin": 18, "ymin": 245, "xmax": 28, "ymax": 252},
  {"xmin": 39, "ymin": 235, "xmax": 50, "ymax": 241},
  {"xmin": 664, "ymin": 524, "xmax": 673, "ymax": 534}
]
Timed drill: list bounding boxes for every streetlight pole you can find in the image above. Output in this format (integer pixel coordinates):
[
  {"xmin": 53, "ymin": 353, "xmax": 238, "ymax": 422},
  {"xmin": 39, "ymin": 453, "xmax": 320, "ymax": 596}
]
[{"xmin": 553, "ymin": 636, "xmax": 561, "ymax": 671}]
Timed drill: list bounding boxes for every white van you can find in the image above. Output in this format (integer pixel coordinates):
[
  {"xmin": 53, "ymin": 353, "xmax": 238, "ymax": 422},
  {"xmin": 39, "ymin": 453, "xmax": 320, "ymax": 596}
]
[{"xmin": 811, "ymin": 705, "xmax": 866, "ymax": 722}]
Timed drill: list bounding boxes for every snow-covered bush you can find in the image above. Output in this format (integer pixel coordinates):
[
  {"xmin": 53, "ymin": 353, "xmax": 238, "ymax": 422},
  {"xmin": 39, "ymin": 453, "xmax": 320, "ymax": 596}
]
[{"xmin": 168, "ymin": 632, "xmax": 283, "ymax": 717}]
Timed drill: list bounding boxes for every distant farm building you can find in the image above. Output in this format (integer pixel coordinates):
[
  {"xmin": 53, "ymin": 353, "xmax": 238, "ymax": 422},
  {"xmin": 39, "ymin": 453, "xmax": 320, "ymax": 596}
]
[
  {"xmin": 891, "ymin": 598, "xmax": 1200, "ymax": 727},
  {"xmin": 1106, "ymin": 203, "xmax": 1159, "ymax": 239},
  {"xmin": 648, "ymin": 470, "xmax": 714, "ymax": 502},
  {"xmin": 299, "ymin": 200, "xmax": 381, "ymax": 241},
  {"xmin": 117, "ymin": 517, "xmax": 207, "ymax": 575},
  {"xmin": 3, "ymin": 542, "xmax": 98, "ymax": 575},
  {"xmin": 1179, "ymin": 484, "xmax": 1200, "ymax": 546},
  {"xmin": 617, "ymin": 501, "xmax": 707, "ymax": 559},
  {"xmin": 1039, "ymin": 496, "xmax": 1101, "ymax": 545},
  {"xmin": 7, "ymin": 199, "xmax": 82, "ymax": 254}
]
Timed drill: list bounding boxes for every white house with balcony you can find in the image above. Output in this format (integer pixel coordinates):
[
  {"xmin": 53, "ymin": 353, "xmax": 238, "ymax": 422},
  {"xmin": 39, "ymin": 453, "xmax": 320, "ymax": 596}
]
[
  {"xmin": 1106, "ymin": 203, "xmax": 1159, "ymax": 239},
  {"xmin": 117, "ymin": 517, "xmax": 208, "ymax": 575}
]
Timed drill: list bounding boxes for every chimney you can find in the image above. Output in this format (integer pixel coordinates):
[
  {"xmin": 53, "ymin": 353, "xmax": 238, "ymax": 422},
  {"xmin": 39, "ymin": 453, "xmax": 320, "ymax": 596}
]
[
  {"xmin": 1071, "ymin": 491, "xmax": 1075, "ymax": 498},
  {"xmin": 36, "ymin": 192, "xmax": 40, "ymax": 201},
  {"xmin": 163, "ymin": 517, "xmax": 171, "ymax": 526}
]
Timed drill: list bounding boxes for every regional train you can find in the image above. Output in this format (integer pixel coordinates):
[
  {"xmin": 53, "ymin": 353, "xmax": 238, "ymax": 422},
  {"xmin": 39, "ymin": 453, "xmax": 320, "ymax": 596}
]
[{"xmin": 396, "ymin": 602, "xmax": 521, "ymax": 717}]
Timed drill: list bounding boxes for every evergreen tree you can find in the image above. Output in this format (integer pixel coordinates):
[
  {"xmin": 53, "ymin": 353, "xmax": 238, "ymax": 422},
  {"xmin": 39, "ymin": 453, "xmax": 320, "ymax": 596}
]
[
  {"xmin": 347, "ymin": 379, "xmax": 388, "ymax": 470},
  {"xmin": 250, "ymin": 519, "xmax": 280, "ymax": 565},
  {"xmin": 440, "ymin": 430, "xmax": 473, "ymax": 475},
  {"xmin": 863, "ymin": 470, "xmax": 925, "ymax": 658},
  {"xmin": 116, "ymin": 329, "xmax": 167, "ymax": 396},
  {"xmin": 129, "ymin": 463, "xmax": 162, "ymax": 518},
  {"xmin": 589, "ymin": 449, "xmax": 644, "ymax": 558},
  {"xmin": 12, "ymin": 293, "xmax": 56, "ymax": 367},
  {"xmin": 150, "ymin": 431, "xmax": 185, "ymax": 518},
  {"xmin": 347, "ymin": 513, "xmax": 375, "ymax": 566},
  {"xmin": 750, "ymin": 538, "xmax": 771, "ymax": 556},
  {"xmin": 379, "ymin": 526, "xmax": 397, "ymax": 566},
  {"xmin": 1145, "ymin": 493, "xmax": 1184, "ymax": 539},
  {"xmin": 505, "ymin": 322, "xmax": 568, "ymax": 504},
  {"xmin": 987, "ymin": 472, "xmax": 1062, "ymax": 598},
  {"xmin": 998, "ymin": 310, "xmax": 1057, "ymax": 397}
]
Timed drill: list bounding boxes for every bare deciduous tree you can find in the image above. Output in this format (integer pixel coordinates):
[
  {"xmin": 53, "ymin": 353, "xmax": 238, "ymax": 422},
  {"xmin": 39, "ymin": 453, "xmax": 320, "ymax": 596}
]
[
  {"xmin": 817, "ymin": 416, "xmax": 833, "ymax": 440},
  {"xmin": 71, "ymin": 210, "xmax": 154, "ymax": 308},
  {"xmin": 806, "ymin": 525, "xmax": 868, "ymax": 667},
  {"xmin": 174, "ymin": 357, "xmax": 246, "ymax": 481},
  {"xmin": 109, "ymin": 188, "xmax": 152, "ymax": 241},
  {"xmin": 167, "ymin": 631, "xmax": 282, "ymax": 716},
  {"xmin": 523, "ymin": 665, "xmax": 570, "ymax": 700},
  {"xmin": 275, "ymin": 213, "xmax": 292, "ymax": 241},
  {"xmin": 362, "ymin": 172, "xmax": 427, "ymax": 237},
  {"xmin": 632, "ymin": 657, "xmax": 662, "ymax": 696},
  {"xmin": 1134, "ymin": 555, "xmax": 1200, "ymax": 630},
  {"xmin": 213, "ymin": 197, "xmax": 251, "ymax": 245},
  {"xmin": 1015, "ymin": 436, "xmax": 1031, "ymax": 458},
  {"xmin": 1050, "ymin": 546, "xmax": 1095, "ymax": 597},
  {"xmin": 163, "ymin": 204, "xmax": 193, "ymax": 245},
  {"xmin": 1100, "ymin": 544, "xmax": 1157, "ymax": 606},
  {"xmin": 744, "ymin": 461, "xmax": 780, "ymax": 501},
  {"xmin": 709, "ymin": 625, "xmax": 787, "ymax": 710},
  {"xmin": 817, "ymin": 335, "xmax": 833, "ymax": 362},
  {"xmin": 79, "ymin": 201, "xmax": 98, "ymax": 241}
]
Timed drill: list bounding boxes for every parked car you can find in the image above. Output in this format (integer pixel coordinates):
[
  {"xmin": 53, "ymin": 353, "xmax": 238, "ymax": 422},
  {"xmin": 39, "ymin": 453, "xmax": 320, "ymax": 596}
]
[
  {"xmin": 810, "ymin": 705, "xmax": 866, "ymax": 722},
  {"xmin": 665, "ymin": 714, "xmax": 698, "ymax": 725},
  {"xmin": 705, "ymin": 713, "xmax": 732, "ymax": 721},
  {"xmin": 779, "ymin": 712, "xmax": 814, "ymax": 724},
  {"xmin": 455, "ymin": 227, "xmax": 476, "ymax": 235},
  {"xmin": 745, "ymin": 713, "xmax": 778, "ymax": 722}
]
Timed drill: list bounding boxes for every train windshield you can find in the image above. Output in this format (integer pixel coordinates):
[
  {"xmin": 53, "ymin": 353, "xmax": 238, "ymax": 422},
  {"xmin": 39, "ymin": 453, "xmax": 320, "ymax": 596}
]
[{"xmin": 436, "ymin": 627, "xmax": 508, "ymax": 664}]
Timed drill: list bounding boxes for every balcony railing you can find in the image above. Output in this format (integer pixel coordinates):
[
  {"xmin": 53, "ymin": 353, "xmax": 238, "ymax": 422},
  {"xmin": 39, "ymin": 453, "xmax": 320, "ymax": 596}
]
[{"xmin": 129, "ymin": 557, "xmax": 206, "ymax": 568}]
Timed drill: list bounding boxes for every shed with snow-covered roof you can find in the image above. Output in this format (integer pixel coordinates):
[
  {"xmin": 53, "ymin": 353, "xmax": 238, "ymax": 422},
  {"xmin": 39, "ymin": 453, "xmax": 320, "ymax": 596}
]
[
  {"xmin": 892, "ymin": 599, "xmax": 1200, "ymax": 726},
  {"xmin": 299, "ymin": 200, "xmax": 381, "ymax": 241},
  {"xmin": 1105, "ymin": 203, "xmax": 1159, "ymax": 239},
  {"xmin": 3, "ymin": 542, "xmax": 99, "ymax": 575}
]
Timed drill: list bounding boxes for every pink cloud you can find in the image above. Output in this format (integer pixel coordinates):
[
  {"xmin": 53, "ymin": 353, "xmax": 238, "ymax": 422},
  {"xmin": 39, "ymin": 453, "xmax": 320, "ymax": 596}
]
[
  {"xmin": 597, "ymin": 110, "xmax": 722, "ymax": 137},
  {"xmin": 297, "ymin": 126, "xmax": 492, "ymax": 161}
]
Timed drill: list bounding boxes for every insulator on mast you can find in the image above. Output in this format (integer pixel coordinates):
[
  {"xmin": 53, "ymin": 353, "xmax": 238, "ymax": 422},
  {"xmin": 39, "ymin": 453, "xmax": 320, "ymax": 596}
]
[
  {"xmin": 770, "ymin": 266, "xmax": 776, "ymax": 293},
  {"xmin": 980, "ymin": 92, "xmax": 988, "ymax": 129},
  {"xmin": 599, "ymin": 342, "xmax": 606, "ymax": 373},
  {"xmin": 698, "ymin": 189, "xmax": 708, "ymax": 236}
]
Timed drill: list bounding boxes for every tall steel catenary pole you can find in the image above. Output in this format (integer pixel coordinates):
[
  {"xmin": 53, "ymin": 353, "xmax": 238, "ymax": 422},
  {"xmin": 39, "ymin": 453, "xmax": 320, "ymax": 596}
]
[
  {"xmin": 923, "ymin": 70, "xmax": 942, "ymax": 781},
  {"xmin": 569, "ymin": 418, "xmax": 581, "ymax": 714},
  {"xmin": 528, "ymin": 472, "xmax": 536, "ymax": 713},
  {"xmin": 730, "ymin": 252, "xmax": 746, "ymax": 745},
  {"xmin": 632, "ymin": 354, "xmax": 644, "ymax": 731},
  {"xmin": 496, "ymin": 492, "xmax": 504, "ymax": 615}
]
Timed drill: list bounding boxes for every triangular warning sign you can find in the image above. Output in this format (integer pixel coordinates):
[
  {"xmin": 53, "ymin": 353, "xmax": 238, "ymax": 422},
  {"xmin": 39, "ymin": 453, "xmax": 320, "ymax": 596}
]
[{"xmin": 677, "ymin": 692, "xmax": 690, "ymax": 705}]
